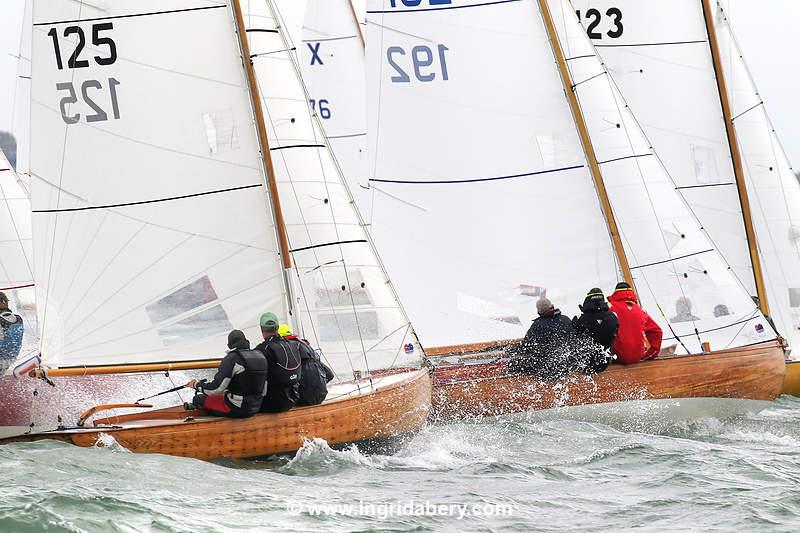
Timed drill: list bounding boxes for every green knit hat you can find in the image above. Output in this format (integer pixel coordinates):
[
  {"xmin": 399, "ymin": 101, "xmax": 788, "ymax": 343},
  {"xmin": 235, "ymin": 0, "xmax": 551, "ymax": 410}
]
[{"xmin": 259, "ymin": 311, "xmax": 279, "ymax": 329}]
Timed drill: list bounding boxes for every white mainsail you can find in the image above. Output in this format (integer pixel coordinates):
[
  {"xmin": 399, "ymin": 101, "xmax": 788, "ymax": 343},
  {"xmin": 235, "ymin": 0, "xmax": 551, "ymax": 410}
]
[
  {"xmin": 243, "ymin": 0, "xmax": 421, "ymax": 377},
  {"xmin": 366, "ymin": 0, "xmax": 620, "ymax": 348},
  {"xmin": 366, "ymin": 0, "xmax": 772, "ymax": 353},
  {"xmin": 570, "ymin": 0, "xmax": 755, "ymax": 297},
  {"xmin": 31, "ymin": 1, "xmax": 288, "ymax": 368},
  {"xmin": 714, "ymin": 2, "xmax": 800, "ymax": 349},
  {"xmin": 551, "ymin": 0, "xmax": 770, "ymax": 352},
  {"xmin": 299, "ymin": 1, "xmax": 370, "ymax": 220}
]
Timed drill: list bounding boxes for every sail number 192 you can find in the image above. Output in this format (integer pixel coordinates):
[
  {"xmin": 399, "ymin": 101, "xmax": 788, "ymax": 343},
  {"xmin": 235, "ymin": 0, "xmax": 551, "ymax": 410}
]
[{"xmin": 48, "ymin": 22, "xmax": 122, "ymax": 124}]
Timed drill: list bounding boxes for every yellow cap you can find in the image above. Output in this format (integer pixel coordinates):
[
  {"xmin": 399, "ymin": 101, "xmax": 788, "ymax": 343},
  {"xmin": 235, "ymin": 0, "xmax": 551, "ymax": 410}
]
[{"xmin": 278, "ymin": 323, "xmax": 292, "ymax": 337}]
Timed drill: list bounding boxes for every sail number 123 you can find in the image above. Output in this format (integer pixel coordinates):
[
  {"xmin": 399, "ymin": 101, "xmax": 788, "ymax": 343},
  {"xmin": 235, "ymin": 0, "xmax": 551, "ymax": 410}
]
[{"xmin": 48, "ymin": 23, "xmax": 122, "ymax": 124}]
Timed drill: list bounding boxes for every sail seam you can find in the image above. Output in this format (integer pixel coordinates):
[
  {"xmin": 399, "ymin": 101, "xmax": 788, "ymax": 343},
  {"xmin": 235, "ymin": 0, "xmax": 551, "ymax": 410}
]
[
  {"xmin": 367, "ymin": 0, "xmax": 523, "ymax": 14},
  {"xmin": 675, "ymin": 182, "xmax": 735, "ymax": 190},
  {"xmin": 301, "ymin": 35, "xmax": 359, "ymax": 43},
  {"xmin": 34, "ymin": 4, "xmax": 226, "ymax": 26},
  {"xmin": 290, "ymin": 239, "xmax": 368, "ymax": 253},
  {"xmin": 731, "ymin": 101, "xmax": 764, "ymax": 122},
  {"xmin": 32, "ymin": 184, "xmax": 263, "ymax": 213},
  {"xmin": 369, "ymin": 164, "xmax": 584, "ymax": 185},
  {"xmin": 270, "ymin": 144, "xmax": 326, "ymax": 151},
  {"xmin": 598, "ymin": 153, "xmax": 653, "ymax": 165},
  {"xmin": 327, "ymin": 132, "xmax": 367, "ymax": 140},
  {"xmin": 595, "ymin": 40, "xmax": 706, "ymax": 48},
  {"xmin": 630, "ymin": 249, "xmax": 714, "ymax": 270}
]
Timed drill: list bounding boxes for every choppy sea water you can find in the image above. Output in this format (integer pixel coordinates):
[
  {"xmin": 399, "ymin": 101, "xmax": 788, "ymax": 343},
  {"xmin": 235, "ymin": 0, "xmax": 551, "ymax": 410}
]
[{"xmin": 1, "ymin": 396, "xmax": 799, "ymax": 532}]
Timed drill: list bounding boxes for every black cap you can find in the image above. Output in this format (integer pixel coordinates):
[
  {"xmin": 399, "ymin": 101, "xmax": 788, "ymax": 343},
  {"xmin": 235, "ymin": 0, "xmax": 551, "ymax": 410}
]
[
  {"xmin": 227, "ymin": 329, "xmax": 250, "ymax": 350},
  {"xmin": 615, "ymin": 281, "xmax": 632, "ymax": 290},
  {"xmin": 0, "ymin": 291, "xmax": 7, "ymax": 304}
]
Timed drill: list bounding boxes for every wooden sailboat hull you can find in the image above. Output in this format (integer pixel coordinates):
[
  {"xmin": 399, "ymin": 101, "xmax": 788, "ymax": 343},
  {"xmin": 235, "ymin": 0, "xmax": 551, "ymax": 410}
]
[
  {"xmin": 0, "ymin": 370, "xmax": 432, "ymax": 461},
  {"xmin": 430, "ymin": 341, "xmax": 785, "ymax": 420},
  {"xmin": 781, "ymin": 360, "xmax": 800, "ymax": 397}
]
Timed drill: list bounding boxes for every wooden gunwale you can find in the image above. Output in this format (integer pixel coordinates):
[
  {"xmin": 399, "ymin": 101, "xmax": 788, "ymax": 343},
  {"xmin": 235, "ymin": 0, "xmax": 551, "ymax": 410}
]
[
  {"xmin": 0, "ymin": 370, "xmax": 432, "ymax": 460},
  {"xmin": 430, "ymin": 340, "xmax": 785, "ymax": 420}
]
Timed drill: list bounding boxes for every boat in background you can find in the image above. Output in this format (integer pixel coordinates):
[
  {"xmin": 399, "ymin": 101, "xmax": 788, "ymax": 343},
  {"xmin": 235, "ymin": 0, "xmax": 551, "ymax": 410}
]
[
  {"xmin": 362, "ymin": 0, "xmax": 785, "ymax": 419},
  {"xmin": 571, "ymin": 0, "xmax": 800, "ymax": 393},
  {"xmin": 0, "ymin": 0, "xmax": 431, "ymax": 458}
]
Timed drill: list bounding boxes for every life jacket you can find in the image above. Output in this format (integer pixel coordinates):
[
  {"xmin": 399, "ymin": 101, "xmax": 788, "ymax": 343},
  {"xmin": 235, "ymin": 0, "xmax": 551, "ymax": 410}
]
[
  {"xmin": 265, "ymin": 337, "xmax": 302, "ymax": 387},
  {"xmin": 227, "ymin": 349, "xmax": 268, "ymax": 399}
]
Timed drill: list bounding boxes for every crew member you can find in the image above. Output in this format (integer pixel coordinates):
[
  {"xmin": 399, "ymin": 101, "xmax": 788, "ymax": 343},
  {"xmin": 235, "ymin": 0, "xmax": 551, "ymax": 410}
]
[
  {"xmin": 255, "ymin": 312, "xmax": 302, "ymax": 413},
  {"xmin": 607, "ymin": 282, "xmax": 662, "ymax": 365},
  {"xmin": 509, "ymin": 297, "xmax": 576, "ymax": 380},
  {"xmin": 0, "ymin": 292, "xmax": 24, "ymax": 374},
  {"xmin": 184, "ymin": 329, "xmax": 267, "ymax": 418},
  {"xmin": 278, "ymin": 323, "xmax": 334, "ymax": 406},
  {"xmin": 572, "ymin": 287, "xmax": 618, "ymax": 374}
]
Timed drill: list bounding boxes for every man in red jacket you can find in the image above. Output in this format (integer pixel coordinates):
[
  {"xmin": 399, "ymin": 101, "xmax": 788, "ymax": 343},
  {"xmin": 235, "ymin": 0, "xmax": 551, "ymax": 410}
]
[{"xmin": 607, "ymin": 282, "xmax": 663, "ymax": 365}]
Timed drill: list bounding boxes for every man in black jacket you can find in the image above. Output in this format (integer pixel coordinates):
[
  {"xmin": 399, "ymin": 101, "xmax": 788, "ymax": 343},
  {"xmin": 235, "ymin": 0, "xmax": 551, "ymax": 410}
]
[
  {"xmin": 572, "ymin": 288, "xmax": 618, "ymax": 374},
  {"xmin": 509, "ymin": 297, "xmax": 576, "ymax": 380},
  {"xmin": 184, "ymin": 329, "xmax": 267, "ymax": 418},
  {"xmin": 255, "ymin": 312, "xmax": 302, "ymax": 413}
]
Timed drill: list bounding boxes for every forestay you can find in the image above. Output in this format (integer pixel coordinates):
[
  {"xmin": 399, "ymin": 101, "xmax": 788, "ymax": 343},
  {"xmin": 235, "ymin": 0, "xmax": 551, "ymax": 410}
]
[
  {"xmin": 570, "ymin": 0, "xmax": 755, "ymax": 298},
  {"xmin": 299, "ymin": 1, "xmax": 371, "ymax": 219},
  {"xmin": 366, "ymin": 0, "xmax": 620, "ymax": 348},
  {"xmin": 551, "ymin": 0, "xmax": 772, "ymax": 352},
  {"xmin": 243, "ymin": 0, "xmax": 421, "ymax": 377},
  {"xmin": 31, "ymin": 1, "xmax": 287, "ymax": 368},
  {"xmin": 714, "ymin": 2, "xmax": 800, "ymax": 349}
]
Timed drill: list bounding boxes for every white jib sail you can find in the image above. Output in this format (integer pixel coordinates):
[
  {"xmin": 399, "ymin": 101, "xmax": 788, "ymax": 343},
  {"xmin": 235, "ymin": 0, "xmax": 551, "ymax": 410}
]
[
  {"xmin": 243, "ymin": 0, "xmax": 422, "ymax": 377},
  {"xmin": 714, "ymin": 2, "xmax": 800, "ymax": 349},
  {"xmin": 366, "ymin": 0, "xmax": 621, "ymax": 349},
  {"xmin": 299, "ymin": 1, "xmax": 371, "ymax": 222},
  {"xmin": 0, "ymin": 147, "xmax": 38, "ymax": 375},
  {"xmin": 31, "ymin": 1, "xmax": 288, "ymax": 368},
  {"xmin": 570, "ymin": 0, "xmax": 756, "ymax": 298},
  {"xmin": 551, "ymin": 0, "xmax": 773, "ymax": 352}
]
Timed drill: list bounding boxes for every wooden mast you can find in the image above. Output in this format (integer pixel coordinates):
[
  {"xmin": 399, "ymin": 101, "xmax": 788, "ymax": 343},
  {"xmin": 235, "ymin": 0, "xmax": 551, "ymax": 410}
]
[
  {"xmin": 232, "ymin": 0, "xmax": 292, "ymax": 270},
  {"xmin": 536, "ymin": 0, "xmax": 634, "ymax": 289},
  {"xmin": 347, "ymin": 0, "xmax": 365, "ymax": 48},
  {"xmin": 701, "ymin": 0, "xmax": 770, "ymax": 317}
]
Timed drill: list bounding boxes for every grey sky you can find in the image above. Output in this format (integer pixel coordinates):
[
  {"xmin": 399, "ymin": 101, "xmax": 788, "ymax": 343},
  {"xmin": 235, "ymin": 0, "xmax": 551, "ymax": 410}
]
[{"xmin": 1, "ymin": 0, "xmax": 798, "ymax": 168}]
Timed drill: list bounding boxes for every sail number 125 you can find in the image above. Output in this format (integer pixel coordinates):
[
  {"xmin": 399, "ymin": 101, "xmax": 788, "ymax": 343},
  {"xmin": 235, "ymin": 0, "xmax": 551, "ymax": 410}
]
[{"xmin": 48, "ymin": 22, "xmax": 122, "ymax": 124}]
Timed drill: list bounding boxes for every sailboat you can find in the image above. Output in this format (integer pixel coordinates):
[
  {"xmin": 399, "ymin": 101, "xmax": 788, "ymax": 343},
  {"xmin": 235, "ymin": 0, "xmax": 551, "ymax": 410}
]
[
  {"xmin": 570, "ymin": 0, "xmax": 800, "ymax": 394},
  {"xmin": 364, "ymin": 0, "xmax": 784, "ymax": 419},
  {"xmin": 0, "ymin": 0, "xmax": 431, "ymax": 459}
]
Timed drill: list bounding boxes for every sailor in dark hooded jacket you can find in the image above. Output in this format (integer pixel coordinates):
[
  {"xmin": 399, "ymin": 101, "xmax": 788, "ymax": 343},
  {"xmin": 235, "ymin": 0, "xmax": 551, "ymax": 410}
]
[
  {"xmin": 255, "ymin": 312, "xmax": 302, "ymax": 413},
  {"xmin": 508, "ymin": 297, "xmax": 577, "ymax": 380},
  {"xmin": 572, "ymin": 288, "xmax": 618, "ymax": 374},
  {"xmin": 184, "ymin": 329, "xmax": 267, "ymax": 418}
]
